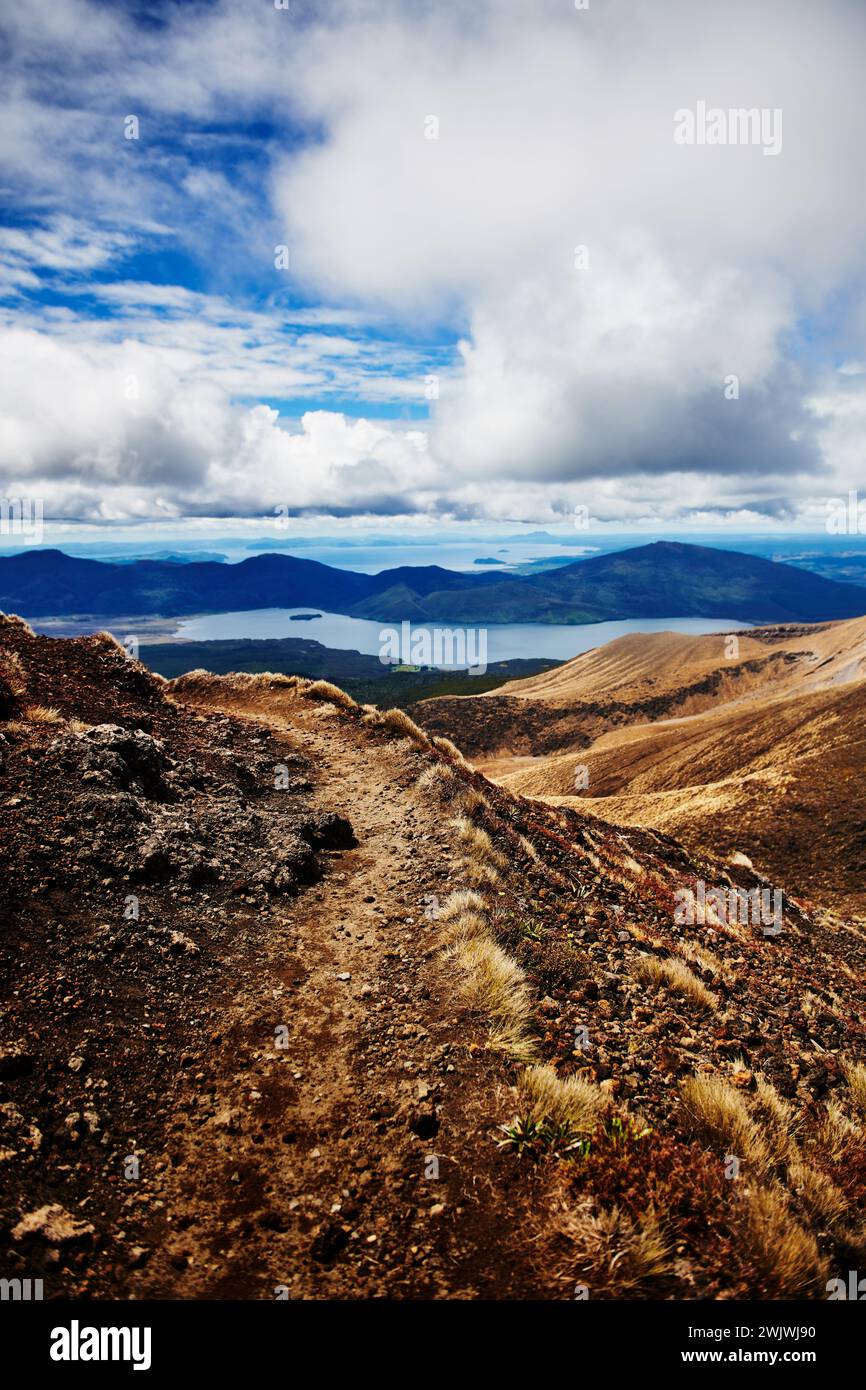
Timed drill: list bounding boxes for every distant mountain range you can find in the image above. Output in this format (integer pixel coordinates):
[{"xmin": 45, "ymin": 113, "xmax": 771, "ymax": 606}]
[{"xmin": 3, "ymin": 541, "xmax": 866, "ymax": 625}]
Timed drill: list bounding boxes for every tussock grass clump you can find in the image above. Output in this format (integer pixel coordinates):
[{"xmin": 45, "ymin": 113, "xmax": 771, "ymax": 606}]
[
  {"xmin": 430, "ymin": 734, "xmax": 467, "ymax": 766},
  {"xmin": 463, "ymin": 859, "xmax": 500, "ymax": 888},
  {"xmin": 788, "ymin": 1161, "xmax": 849, "ymax": 1226},
  {"xmin": 450, "ymin": 813, "xmax": 508, "ymax": 886},
  {"xmin": 679, "ymin": 940, "xmax": 731, "ymax": 981},
  {"xmin": 439, "ymin": 888, "xmax": 486, "ymax": 916},
  {"xmin": 0, "ymin": 646, "xmax": 27, "ymax": 697},
  {"xmin": 679, "ymin": 1074, "xmax": 770, "ymax": 1176},
  {"xmin": 23, "ymin": 704, "xmax": 63, "ymax": 724},
  {"xmin": 171, "ymin": 670, "xmax": 299, "ymax": 699},
  {"xmin": 168, "ymin": 667, "xmax": 213, "ymax": 691},
  {"xmin": 92, "ymin": 629, "xmax": 128, "ymax": 653},
  {"xmin": 821, "ymin": 1101, "xmax": 859, "ymax": 1162},
  {"xmin": 451, "ymin": 816, "xmax": 507, "ymax": 869},
  {"xmin": 382, "ymin": 707, "xmax": 430, "ymax": 744},
  {"xmin": 751, "ymin": 1075, "xmax": 799, "ymax": 1167},
  {"xmin": 519, "ymin": 1062, "xmax": 609, "ymax": 1134},
  {"xmin": 842, "ymin": 1058, "xmax": 866, "ymax": 1116},
  {"xmin": 0, "ymin": 613, "xmax": 35, "ymax": 637},
  {"xmin": 436, "ymin": 890, "xmax": 536, "ymax": 1062},
  {"xmin": 453, "ymin": 785, "xmax": 489, "ymax": 817},
  {"xmin": 261, "ymin": 672, "xmax": 300, "ymax": 688},
  {"xmin": 436, "ymin": 889, "xmax": 488, "ymax": 946},
  {"xmin": 452, "ymin": 936, "xmax": 537, "ymax": 1064},
  {"xmin": 734, "ymin": 1186, "xmax": 827, "ymax": 1298},
  {"xmin": 415, "ymin": 762, "xmax": 458, "ymax": 796},
  {"xmin": 301, "ymin": 679, "xmax": 358, "ymax": 710},
  {"xmin": 553, "ymin": 1202, "xmax": 671, "ymax": 1298},
  {"xmin": 632, "ymin": 955, "xmax": 717, "ymax": 1012},
  {"xmin": 362, "ymin": 706, "xmax": 430, "ymax": 744}
]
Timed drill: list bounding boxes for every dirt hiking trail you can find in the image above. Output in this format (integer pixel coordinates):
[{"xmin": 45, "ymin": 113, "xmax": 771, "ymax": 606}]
[{"xmin": 133, "ymin": 692, "xmax": 545, "ymax": 1299}]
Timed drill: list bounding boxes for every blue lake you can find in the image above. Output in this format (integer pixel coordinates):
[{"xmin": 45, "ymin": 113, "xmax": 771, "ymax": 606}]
[{"xmin": 174, "ymin": 609, "xmax": 750, "ymax": 668}]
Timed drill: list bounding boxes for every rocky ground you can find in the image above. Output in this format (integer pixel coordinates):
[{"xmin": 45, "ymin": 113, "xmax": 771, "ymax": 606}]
[
  {"xmin": 0, "ymin": 618, "xmax": 544, "ymax": 1298},
  {"xmin": 2, "ymin": 613, "xmax": 866, "ymax": 1300}
]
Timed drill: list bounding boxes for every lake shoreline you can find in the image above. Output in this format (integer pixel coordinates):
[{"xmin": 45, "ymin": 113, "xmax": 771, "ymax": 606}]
[{"xmin": 30, "ymin": 608, "xmax": 755, "ymax": 664}]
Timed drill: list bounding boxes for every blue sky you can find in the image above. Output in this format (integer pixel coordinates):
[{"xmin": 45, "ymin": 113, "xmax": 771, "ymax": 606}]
[{"xmin": 1, "ymin": 0, "xmax": 866, "ymax": 538}]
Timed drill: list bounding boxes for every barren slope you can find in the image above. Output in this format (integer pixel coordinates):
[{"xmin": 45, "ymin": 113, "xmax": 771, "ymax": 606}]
[{"xmin": 411, "ymin": 618, "xmax": 866, "ymax": 919}]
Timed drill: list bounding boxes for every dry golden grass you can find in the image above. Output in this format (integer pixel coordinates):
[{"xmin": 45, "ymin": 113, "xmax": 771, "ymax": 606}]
[
  {"xmin": 734, "ymin": 1185, "xmax": 828, "ymax": 1298},
  {"xmin": 437, "ymin": 887, "xmax": 486, "ymax": 924},
  {"xmin": 430, "ymin": 734, "xmax": 467, "ymax": 766},
  {"xmin": 435, "ymin": 889, "xmax": 488, "ymax": 947},
  {"xmin": 0, "ymin": 613, "xmax": 35, "ymax": 637},
  {"xmin": 679, "ymin": 1074, "xmax": 771, "ymax": 1176},
  {"xmin": 519, "ymin": 1062, "xmax": 610, "ymax": 1133},
  {"xmin": 362, "ymin": 706, "xmax": 430, "ymax": 744},
  {"xmin": 678, "ymin": 940, "xmax": 732, "ymax": 981},
  {"xmin": 170, "ymin": 670, "xmax": 300, "ymax": 702},
  {"xmin": 453, "ymin": 786, "xmax": 490, "ymax": 819},
  {"xmin": 842, "ymin": 1057, "xmax": 866, "ymax": 1115},
  {"xmin": 465, "ymin": 860, "xmax": 501, "ymax": 887},
  {"xmin": 449, "ymin": 813, "xmax": 509, "ymax": 886},
  {"xmin": 261, "ymin": 672, "xmax": 300, "ymax": 688},
  {"xmin": 436, "ymin": 887, "xmax": 537, "ymax": 1062},
  {"xmin": 751, "ymin": 1075, "xmax": 799, "ymax": 1167},
  {"xmin": 23, "ymin": 704, "xmax": 63, "ymax": 724},
  {"xmin": 820, "ymin": 1100, "xmax": 859, "ymax": 1161},
  {"xmin": 552, "ymin": 1201, "xmax": 671, "ymax": 1298},
  {"xmin": 301, "ymin": 679, "xmax": 358, "ymax": 710},
  {"xmin": 0, "ymin": 645, "xmax": 26, "ymax": 697},
  {"xmin": 788, "ymin": 1161, "xmax": 849, "ymax": 1226},
  {"xmin": 415, "ymin": 763, "xmax": 458, "ymax": 795},
  {"xmin": 91, "ymin": 630, "xmax": 148, "ymax": 663},
  {"xmin": 451, "ymin": 816, "xmax": 507, "ymax": 869},
  {"xmin": 167, "ymin": 667, "xmax": 212, "ymax": 690},
  {"xmin": 632, "ymin": 955, "xmax": 718, "ymax": 1011},
  {"xmin": 452, "ymin": 936, "xmax": 537, "ymax": 1064},
  {"xmin": 750, "ymin": 1081, "xmax": 797, "ymax": 1168}
]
